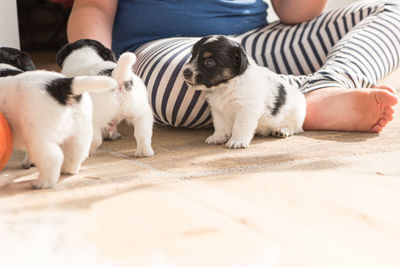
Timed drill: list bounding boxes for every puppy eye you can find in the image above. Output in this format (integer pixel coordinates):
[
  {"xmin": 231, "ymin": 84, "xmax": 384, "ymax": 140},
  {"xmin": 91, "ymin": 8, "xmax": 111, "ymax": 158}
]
[{"xmin": 204, "ymin": 58, "xmax": 215, "ymax": 67}]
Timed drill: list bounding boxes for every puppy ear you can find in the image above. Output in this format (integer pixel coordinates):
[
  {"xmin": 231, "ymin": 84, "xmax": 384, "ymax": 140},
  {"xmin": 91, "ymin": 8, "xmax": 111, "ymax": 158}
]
[
  {"xmin": 7, "ymin": 50, "xmax": 36, "ymax": 71},
  {"xmin": 101, "ymin": 48, "xmax": 116, "ymax": 63},
  {"xmin": 235, "ymin": 46, "xmax": 248, "ymax": 74},
  {"xmin": 17, "ymin": 51, "xmax": 36, "ymax": 71}
]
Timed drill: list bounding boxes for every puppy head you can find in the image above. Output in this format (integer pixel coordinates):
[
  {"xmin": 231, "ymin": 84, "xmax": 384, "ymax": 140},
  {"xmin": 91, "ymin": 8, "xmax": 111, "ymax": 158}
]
[
  {"xmin": 182, "ymin": 35, "xmax": 248, "ymax": 90},
  {"xmin": 56, "ymin": 39, "xmax": 116, "ymax": 68},
  {"xmin": 0, "ymin": 47, "xmax": 36, "ymax": 71}
]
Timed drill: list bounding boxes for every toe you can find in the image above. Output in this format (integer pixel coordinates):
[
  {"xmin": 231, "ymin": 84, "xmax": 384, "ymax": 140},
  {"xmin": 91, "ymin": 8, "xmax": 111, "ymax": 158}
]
[
  {"xmin": 384, "ymin": 106, "xmax": 395, "ymax": 114},
  {"xmin": 373, "ymin": 84, "xmax": 397, "ymax": 95},
  {"xmin": 383, "ymin": 106, "xmax": 395, "ymax": 121},
  {"xmin": 378, "ymin": 118, "xmax": 388, "ymax": 127},
  {"xmin": 373, "ymin": 89, "xmax": 399, "ymax": 106},
  {"xmin": 384, "ymin": 113, "xmax": 394, "ymax": 121},
  {"xmin": 370, "ymin": 123, "xmax": 383, "ymax": 133}
]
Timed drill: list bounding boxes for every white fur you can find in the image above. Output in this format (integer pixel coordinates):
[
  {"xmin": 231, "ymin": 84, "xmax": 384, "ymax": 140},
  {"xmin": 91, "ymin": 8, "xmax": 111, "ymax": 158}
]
[
  {"xmin": 60, "ymin": 48, "xmax": 154, "ymax": 157},
  {"xmin": 0, "ymin": 69, "xmax": 118, "ymax": 188},
  {"xmin": 185, "ymin": 58, "xmax": 306, "ymax": 149}
]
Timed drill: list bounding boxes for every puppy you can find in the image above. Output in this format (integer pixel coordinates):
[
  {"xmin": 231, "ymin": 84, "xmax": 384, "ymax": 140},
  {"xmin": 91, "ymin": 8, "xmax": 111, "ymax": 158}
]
[
  {"xmin": 0, "ymin": 47, "xmax": 118, "ymax": 188},
  {"xmin": 182, "ymin": 35, "xmax": 306, "ymax": 148},
  {"xmin": 56, "ymin": 39, "xmax": 154, "ymax": 157}
]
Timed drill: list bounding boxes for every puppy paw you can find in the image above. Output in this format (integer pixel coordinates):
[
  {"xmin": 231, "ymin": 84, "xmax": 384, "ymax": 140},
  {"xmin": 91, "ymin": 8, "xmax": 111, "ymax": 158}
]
[
  {"xmin": 226, "ymin": 138, "xmax": 250, "ymax": 149},
  {"xmin": 135, "ymin": 147, "xmax": 154, "ymax": 157},
  {"xmin": 21, "ymin": 153, "xmax": 34, "ymax": 169},
  {"xmin": 103, "ymin": 132, "xmax": 122, "ymax": 141},
  {"xmin": 21, "ymin": 161, "xmax": 35, "ymax": 169},
  {"xmin": 205, "ymin": 134, "xmax": 229, "ymax": 145},
  {"xmin": 61, "ymin": 166, "xmax": 79, "ymax": 175},
  {"xmin": 271, "ymin": 129, "xmax": 291, "ymax": 138},
  {"xmin": 32, "ymin": 179, "xmax": 56, "ymax": 189}
]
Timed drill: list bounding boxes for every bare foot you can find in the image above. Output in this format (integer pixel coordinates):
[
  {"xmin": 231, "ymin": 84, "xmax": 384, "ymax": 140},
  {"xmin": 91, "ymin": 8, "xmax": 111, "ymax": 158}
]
[{"xmin": 303, "ymin": 85, "xmax": 398, "ymax": 132}]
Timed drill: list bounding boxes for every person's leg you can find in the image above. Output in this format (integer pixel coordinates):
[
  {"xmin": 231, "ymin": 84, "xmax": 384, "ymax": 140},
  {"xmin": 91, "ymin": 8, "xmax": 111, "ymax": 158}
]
[
  {"xmin": 133, "ymin": 37, "xmax": 212, "ymax": 128},
  {"xmin": 302, "ymin": 0, "xmax": 400, "ymax": 132},
  {"xmin": 236, "ymin": 0, "xmax": 400, "ymax": 132}
]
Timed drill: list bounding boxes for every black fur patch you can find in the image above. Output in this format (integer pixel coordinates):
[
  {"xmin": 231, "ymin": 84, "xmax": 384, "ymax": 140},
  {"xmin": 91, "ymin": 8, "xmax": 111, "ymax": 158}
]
[
  {"xmin": 0, "ymin": 47, "xmax": 36, "ymax": 71},
  {"xmin": 190, "ymin": 36, "xmax": 214, "ymax": 57},
  {"xmin": 271, "ymin": 84, "xmax": 287, "ymax": 116},
  {"xmin": 189, "ymin": 35, "xmax": 248, "ymax": 88},
  {"xmin": 56, "ymin": 39, "xmax": 116, "ymax": 68},
  {"xmin": 123, "ymin": 80, "xmax": 133, "ymax": 91},
  {"xmin": 98, "ymin": 68, "xmax": 114, "ymax": 76},
  {"xmin": 0, "ymin": 68, "xmax": 23, "ymax": 77},
  {"xmin": 74, "ymin": 95, "xmax": 83, "ymax": 103},
  {"xmin": 46, "ymin": 77, "xmax": 81, "ymax": 105}
]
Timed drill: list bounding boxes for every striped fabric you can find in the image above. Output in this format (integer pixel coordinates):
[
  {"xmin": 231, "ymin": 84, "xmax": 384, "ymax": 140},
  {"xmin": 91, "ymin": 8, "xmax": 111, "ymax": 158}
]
[{"xmin": 132, "ymin": 0, "xmax": 400, "ymax": 128}]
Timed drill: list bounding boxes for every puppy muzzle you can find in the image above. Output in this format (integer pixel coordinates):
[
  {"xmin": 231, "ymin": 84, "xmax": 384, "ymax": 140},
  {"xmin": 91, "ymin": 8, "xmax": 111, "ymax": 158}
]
[
  {"xmin": 182, "ymin": 65, "xmax": 197, "ymax": 86},
  {"xmin": 182, "ymin": 63, "xmax": 210, "ymax": 91}
]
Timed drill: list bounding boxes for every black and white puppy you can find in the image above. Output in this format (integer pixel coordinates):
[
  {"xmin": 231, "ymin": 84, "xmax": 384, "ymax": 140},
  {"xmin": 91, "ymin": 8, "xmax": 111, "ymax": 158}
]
[
  {"xmin": 182, "ymin": 35, "xmax": 306, "ymax": 149},
  {"xmin": 56, "ymin": 39, "xmax": 154, "ymax": 157},
  {"xmin": 0, "ymin": 47, "xmax": 118, "ymax": 188}
]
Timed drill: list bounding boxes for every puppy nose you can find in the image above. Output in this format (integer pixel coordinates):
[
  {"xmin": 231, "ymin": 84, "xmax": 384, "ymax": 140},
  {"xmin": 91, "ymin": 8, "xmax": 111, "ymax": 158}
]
[{"xmin": 183, "ymin": 68, "xmax": 193, "ymax": 79}]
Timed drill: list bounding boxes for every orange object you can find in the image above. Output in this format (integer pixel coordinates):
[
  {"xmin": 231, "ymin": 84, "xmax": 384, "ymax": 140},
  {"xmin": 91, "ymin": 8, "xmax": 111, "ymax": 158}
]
[{"xmin": 0, "ymin": 112, "xmax": 13, "ymax": 170}]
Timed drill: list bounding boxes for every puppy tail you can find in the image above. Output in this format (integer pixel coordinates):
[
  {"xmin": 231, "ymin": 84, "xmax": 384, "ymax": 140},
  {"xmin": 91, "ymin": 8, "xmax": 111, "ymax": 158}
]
[
  {"xmin": 111, "ymin": 52, "xmax": 137, "ymax": 88},
  {"xmin": 46, "ymin": 76, "xmax": 118, "ymax": 105},
  {"xmin": 71, "ymin": 76, "xmax": 118, "ymax": 95}
]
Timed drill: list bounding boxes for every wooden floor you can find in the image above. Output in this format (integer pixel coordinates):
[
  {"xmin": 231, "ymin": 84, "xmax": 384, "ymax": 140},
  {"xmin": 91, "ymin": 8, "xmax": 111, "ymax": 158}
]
[{"xmin": 2, "ymin": 117, "xmax": 400, "ymax": 266}]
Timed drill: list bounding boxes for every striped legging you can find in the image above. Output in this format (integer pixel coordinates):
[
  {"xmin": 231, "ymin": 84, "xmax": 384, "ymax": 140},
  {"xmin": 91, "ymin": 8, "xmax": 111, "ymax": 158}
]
[{"xmin": 132, "ymin": 0, "xmax": 400, "ymax": 128}]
